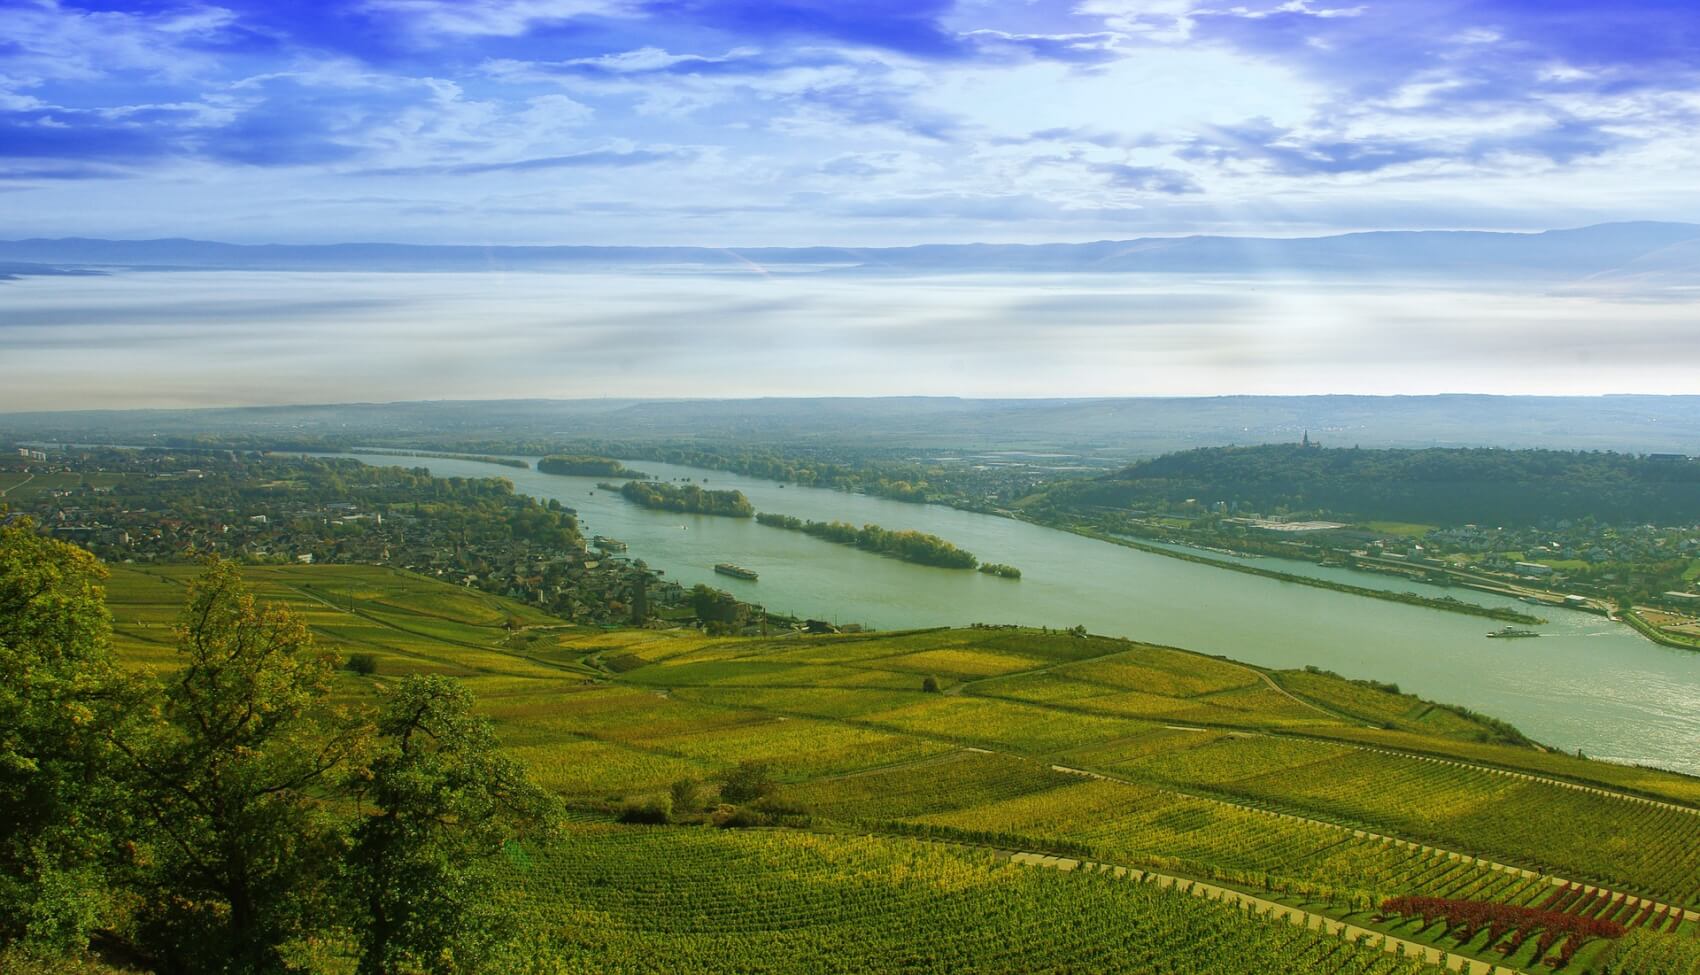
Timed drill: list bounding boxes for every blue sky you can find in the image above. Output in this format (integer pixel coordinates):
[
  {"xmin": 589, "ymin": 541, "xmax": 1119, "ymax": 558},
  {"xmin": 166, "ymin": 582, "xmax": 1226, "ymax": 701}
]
[{"xmin": 3, "ymin": 0, "xmax": 1699, "ymax": 244}]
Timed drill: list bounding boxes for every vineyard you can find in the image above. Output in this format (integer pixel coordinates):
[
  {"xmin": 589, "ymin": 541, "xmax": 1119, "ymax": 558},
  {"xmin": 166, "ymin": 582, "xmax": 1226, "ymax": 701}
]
[
  {"xmin": 99, "ymin": 570, "xmax": 1700, "ymax": 974},
  {"xmin": 497, "ymin": 826, "xmax": 1456, "ymax": 974}
]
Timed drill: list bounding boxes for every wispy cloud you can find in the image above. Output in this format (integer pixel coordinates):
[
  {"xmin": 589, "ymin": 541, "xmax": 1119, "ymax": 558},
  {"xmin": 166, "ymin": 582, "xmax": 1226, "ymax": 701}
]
[
  {"xmin": 0, "ymin": 0, "xmax": 1697, "ymax": 242},
  {"xmin": 360, "ymin": 146, "xmax": 698, "ymax": 176}
]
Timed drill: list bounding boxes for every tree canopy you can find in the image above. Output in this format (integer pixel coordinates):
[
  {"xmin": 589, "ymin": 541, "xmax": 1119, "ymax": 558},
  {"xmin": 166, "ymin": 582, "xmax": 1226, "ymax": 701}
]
[
  {"xmin": 1045, "ymin": 445, "xmax": 1700, "ymax": 527},
  {"xmin": 0, "ymin": 549, "xmax": 558, "ymax": 974}
]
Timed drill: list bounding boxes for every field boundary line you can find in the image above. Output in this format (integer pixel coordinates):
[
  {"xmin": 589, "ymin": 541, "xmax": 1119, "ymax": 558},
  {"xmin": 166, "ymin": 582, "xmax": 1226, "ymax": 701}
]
[
  {"xmin": 628, "ymin": 670, "xmax": 1700, "ymax": 919},
  {"xmin": 800, "ymin": 825, "xmax": 1529, "ymax": 975},
  {"xmin": 1002, "ymin": 850, "xmax": 1527, "ymax": 975},
  {"xmin": 1046, "ymin": 763, "xmax": 1700, "ymax": 923}
]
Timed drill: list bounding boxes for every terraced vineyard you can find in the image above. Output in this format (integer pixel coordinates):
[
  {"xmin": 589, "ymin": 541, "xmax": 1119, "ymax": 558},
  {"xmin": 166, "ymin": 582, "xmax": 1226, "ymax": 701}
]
[
  {"xmin": 499, "ymin": 826, "xmax": 1455, "ymax": 974},
  {"xmin": 100, "ymin": 566, "xmax": 1700, "ymax": 974}
]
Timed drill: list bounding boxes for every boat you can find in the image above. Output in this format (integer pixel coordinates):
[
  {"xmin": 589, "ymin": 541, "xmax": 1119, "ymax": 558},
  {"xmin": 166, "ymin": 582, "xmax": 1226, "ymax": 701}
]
[
  {"xmin": 593, "ymin": 536, "xmax": 627, "ymax": 552},
  {"xmin": 714, "ymin": 562, "xmax": 758, "ymax": 581},
  {"xmin": 1486, "ymin": 626, "xmax": 1540, "ymax": 639}
]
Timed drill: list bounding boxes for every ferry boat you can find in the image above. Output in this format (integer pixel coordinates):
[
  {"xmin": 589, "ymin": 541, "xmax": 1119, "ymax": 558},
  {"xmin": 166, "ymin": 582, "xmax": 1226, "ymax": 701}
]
[
  {"xmin": 593, "ymin": 536, "xmax": 628, "ymax": 552},
  {"xmin": 1486, "ymin": 626, "xmax": 1540, "ymax": 639},
  {"xmin": 714, "ymin": 562, "xmax": 758, "ymax": 581}
]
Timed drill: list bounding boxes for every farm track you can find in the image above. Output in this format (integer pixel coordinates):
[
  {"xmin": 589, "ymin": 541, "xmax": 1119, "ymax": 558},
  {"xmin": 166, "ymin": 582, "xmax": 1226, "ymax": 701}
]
[
  {"xmin": 999, "ymin": 849, "xmax": 1527, "ymax": 974},
  {"xmin": 1044, "ymin": 762, "xmax": 1700, "ymax": 924},
  {"xmin": 798, "ymin": 824, "xmax": 1528, "ymax": 974},
  {"xmin": 660, "ymin": 684, "xmax": 1700, "ymax": 923},
  {"xmin": 958, "ymin": 647, "xmax": 1700, "ymax": 816},
  {"xmin": 0, "ymin": 472, "xmax": 33, "ymax": 496}
]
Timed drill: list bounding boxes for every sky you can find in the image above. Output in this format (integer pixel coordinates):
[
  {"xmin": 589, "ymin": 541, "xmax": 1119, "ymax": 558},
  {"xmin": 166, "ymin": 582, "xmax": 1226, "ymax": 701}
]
[
  {"xmin": 3, "ymin": 0, "xmax": 1700, "ymax": 244},
  {"xmin": 2, "ymin": 1, "xmax": 1699, "ymax": 409},
  {"xmin": 3, "ymin": 269, "xmax": 1699, "ymax": 409}
]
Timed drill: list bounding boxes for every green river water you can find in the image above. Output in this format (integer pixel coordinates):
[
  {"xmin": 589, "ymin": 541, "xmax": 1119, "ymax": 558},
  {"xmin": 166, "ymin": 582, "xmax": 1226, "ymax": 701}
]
[{"xmin": 345, "ymin": 453, "xmax": 1700, "ymax": 776}]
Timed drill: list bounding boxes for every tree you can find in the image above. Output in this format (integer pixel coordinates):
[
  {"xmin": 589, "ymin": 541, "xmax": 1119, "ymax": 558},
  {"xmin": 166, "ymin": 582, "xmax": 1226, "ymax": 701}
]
[
  {"xmin": 0, "ymin": 520, "xmax": 128, "ymax": 956},
  {"xmin": 690, "ymin": 585, "xmax": 747, "ymax": 627},
  {"xmin": 719, "ymin": 761, "xmax": 775, "ymax": 804},
  {"xmin": 920, "ymin": 676, "xmax": 942, "ymax": 693},
  {"xmin": 125, "ymin": 559, "xmax": 368, "ymax": 975},
  {"xmin": 346, "ymin": 675, "xmax": 558, "ymax": 975}
]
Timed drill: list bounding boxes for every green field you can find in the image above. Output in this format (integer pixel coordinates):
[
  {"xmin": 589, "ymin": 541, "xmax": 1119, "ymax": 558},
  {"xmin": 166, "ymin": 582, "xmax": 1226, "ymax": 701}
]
[
  {"xmin": 0, "ymin": 470, "xmax": 119, "ymax": 500},
  {"xmin": 106, "ymin": 563, "xmax": 593, "ymax": 682},
  {"xmin": 496, "ymin": 826, "xmax": 1458, "ymax": 974},
  {"xmin": 105, "ymin": 563, "xmax": 1700, "ymax": 974},
  {"xmin": 1361, "ymin": 521, "xmax": 1435, "ymax": 538}
]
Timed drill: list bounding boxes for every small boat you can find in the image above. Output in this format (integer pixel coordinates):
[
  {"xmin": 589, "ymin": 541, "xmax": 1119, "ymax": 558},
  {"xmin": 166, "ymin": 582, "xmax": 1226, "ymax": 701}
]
[
  {"xmin": 1486, "ymin": 626, "xmax": 1540, "ymax": 639},
  {"xmin": 593, "ymin": 536, "xmax": 628, "ymax": 552},
  {"xmin": 714, "ymin": 562, "xmax": 758, "ymax": 581}
]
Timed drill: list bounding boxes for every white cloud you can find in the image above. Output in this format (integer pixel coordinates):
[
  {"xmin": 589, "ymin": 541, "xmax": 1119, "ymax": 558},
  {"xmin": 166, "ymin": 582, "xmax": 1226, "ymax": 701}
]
[
  {"xmin": 1, "ymin": 0, "xmax": 241, "ymax": 82},
  {"xmin": 561, "ymin": 46, "xmax": 762, "ymax": 73},
  {"xmin": 1075, "ymin": 0, "xmax": 1200, "ymax": 42},
  {"xmin": 917, "ymin": 49, "xmax": 1318, "ymax": 138},
  {"xmin": 1208, "ymin": 1, "xmax": 1365, "ymax": 21},
  {"xmin": 360, "ymin": 0, "xmax": 637, "ymax": 39}
]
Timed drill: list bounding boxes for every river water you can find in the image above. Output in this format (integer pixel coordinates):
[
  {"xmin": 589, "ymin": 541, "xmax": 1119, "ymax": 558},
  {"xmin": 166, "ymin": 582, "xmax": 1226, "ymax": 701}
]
[{"xmin": 343, "ymin": 453, "xmax": 1700, "ymax": 775}]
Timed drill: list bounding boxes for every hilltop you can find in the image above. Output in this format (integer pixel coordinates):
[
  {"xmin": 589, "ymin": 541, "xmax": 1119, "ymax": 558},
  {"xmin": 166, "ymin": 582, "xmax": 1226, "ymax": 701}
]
[{"xmin": 1035, "ymin": 444, "xmax": 1700, "ymax": 527}]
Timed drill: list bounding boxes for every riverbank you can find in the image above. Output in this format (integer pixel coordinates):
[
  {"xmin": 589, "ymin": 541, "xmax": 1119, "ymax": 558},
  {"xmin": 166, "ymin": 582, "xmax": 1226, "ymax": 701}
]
[
  {"xmin": 316, "ymin": 450, "xmax": 1700, "ymax": 774},
  {"xmin": 1622, "ymin": 610, "xmax": 1700, "ymax": 652},
  {"xmin": 1047, "ymin": 521, "xmax": 1546, "ymax": 626},
  {"xmin": 755, "ymin": 512, "xmax": 983, "ymax": 570}
]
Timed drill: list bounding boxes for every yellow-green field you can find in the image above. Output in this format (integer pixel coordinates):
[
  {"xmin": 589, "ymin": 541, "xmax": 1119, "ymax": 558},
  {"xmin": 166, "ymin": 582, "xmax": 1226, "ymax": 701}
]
[{"xmin": 107, "ymin": 563, "xmax": 1700, "ymax": 974}]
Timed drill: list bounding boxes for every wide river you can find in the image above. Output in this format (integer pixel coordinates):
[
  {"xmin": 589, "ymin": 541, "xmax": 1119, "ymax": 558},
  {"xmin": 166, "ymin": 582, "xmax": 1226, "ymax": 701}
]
[{"xmin": 346, "ymin": 453, "xmax": 1700, "ymax": 775}]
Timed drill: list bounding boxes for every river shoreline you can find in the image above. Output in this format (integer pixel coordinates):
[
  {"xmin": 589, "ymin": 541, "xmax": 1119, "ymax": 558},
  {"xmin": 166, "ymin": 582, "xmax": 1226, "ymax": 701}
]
[
  {"xmin": 280, "ymin": 449, "xmax": 1700, "ymax": 774},
  {"xmin": 1038, "ymin": 521, "xmax": 1545, "ymax": 625}
]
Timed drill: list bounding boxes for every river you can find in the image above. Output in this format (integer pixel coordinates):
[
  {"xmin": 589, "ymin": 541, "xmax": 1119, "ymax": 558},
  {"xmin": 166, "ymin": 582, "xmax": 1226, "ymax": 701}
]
[{"xmin": 342, "ymin": 452, "xmax": 1700, "ymax": 775}]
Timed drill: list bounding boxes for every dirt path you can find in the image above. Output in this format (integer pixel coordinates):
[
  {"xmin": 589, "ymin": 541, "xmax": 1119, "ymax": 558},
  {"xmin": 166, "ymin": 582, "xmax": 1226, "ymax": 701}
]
[
  {"xmin": 1339, "ymin": 743, "xmax": 1700, "ymax": 817},
  {"xmin": 1043, "ymin": 762, "xmax": 1700, "ymax": 924},
  {"xmin": 0, "ymin": 472, "xmax": 34, "ymax": 497},
  {"xmin": 1003, "ymin": 850, "xmax": 1526, "ymax": 974},
  {"xmin": 666, "ymin": 682, "xmax": 1700, "ymax": 921}
]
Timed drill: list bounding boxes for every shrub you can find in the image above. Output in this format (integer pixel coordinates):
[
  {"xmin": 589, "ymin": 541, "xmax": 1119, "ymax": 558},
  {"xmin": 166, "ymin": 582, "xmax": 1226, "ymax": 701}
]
[
  {"xmin": 617, "ymin": 795, "xmax": 672, "ymax": 825},
  {"xmin": 669, "ymin": 777, "xmax": 703, "ymax": 814},
  {"xmin": 710, "ymin": 803, "xmax": 760, "ymax": 828},
  {"xmin": 921, "ymin": 676, "xmax": 942, "ymax": 693},
  {"xmin": 719, "ymin": 761, "xmax": 775, "ymax": 804},
  {"xmin": 345, "ymin": 653, "xmax": 379, "ymax": 676}
]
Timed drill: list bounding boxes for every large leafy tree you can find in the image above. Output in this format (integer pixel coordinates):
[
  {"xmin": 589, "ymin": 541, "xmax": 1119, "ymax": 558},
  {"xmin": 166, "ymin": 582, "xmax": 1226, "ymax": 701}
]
[
  {"xmin": 346, "ymin": 675, "xmax": 559, "ymax": 975},
  {"xmin": 124, "ymin": 559, "xmax": 370, "ymax": 974},
  {"xmin": 0, "ymin": 519, "xmax": 129, "ymax": 955}
]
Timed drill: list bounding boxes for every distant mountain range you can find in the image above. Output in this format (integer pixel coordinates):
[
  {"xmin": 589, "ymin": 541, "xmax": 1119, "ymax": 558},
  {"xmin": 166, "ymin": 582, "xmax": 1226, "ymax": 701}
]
[
  {"xmin": 4, "ymin": 395, "xmax": 1698, "ymax": 455},
  {"xmin": 2, "ymin": 222, "xmax": 1698, "ymax": 282}
]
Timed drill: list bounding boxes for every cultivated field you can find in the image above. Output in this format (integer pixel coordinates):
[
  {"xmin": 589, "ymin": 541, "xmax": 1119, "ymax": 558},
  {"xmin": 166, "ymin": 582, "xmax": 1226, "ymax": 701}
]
[{"xmin": 106, "ymin": 564, "xmax": 1700, "ymax": 974}]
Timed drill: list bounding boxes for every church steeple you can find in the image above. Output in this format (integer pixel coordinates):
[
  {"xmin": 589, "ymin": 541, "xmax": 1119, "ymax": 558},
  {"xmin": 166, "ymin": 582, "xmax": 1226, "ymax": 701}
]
[{"xmin": 1302, "ymin": 430, "xmax": 1310, "ymax": 448}]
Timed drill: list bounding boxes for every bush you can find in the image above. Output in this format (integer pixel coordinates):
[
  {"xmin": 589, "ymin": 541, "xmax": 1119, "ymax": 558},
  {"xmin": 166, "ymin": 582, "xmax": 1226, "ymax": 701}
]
[
  {"xmin": 617, "ymin": 795, "xmax": 672, "ymax": 825},
  {"xmin": 711, "ymin": 804, "xmax": 766, "ymax": 828},
  {"xmin": 669, "ymin": 777, "xmax": 703, "ymax": 814},
  {"xmin": 921, "ymin": 676, "xmax": 942, "ymax": 693},
  {"xmin": 719, "ymin": 761, "xmax": 775, "ymax": 804},
  {"xmin": 710, "ymin": 797, "xmax": 809, "ymax": 830},
  {"xmin": 345, "ymin": 653, "xmax": 379, "ymax": 676}
]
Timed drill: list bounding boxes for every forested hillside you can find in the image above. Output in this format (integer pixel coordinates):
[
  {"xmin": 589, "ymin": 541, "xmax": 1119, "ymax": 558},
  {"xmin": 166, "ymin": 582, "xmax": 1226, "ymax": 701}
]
[{"xmin": 1040, "ymin": 446, "xmax": 1700, "ymax": 526}]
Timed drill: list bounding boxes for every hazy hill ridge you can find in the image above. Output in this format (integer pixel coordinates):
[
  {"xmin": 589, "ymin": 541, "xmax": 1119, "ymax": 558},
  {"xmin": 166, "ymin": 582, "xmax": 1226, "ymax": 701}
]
[{"xmin": 2, "ymin": 222, "xmax": 1697, "ymax": 279}]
